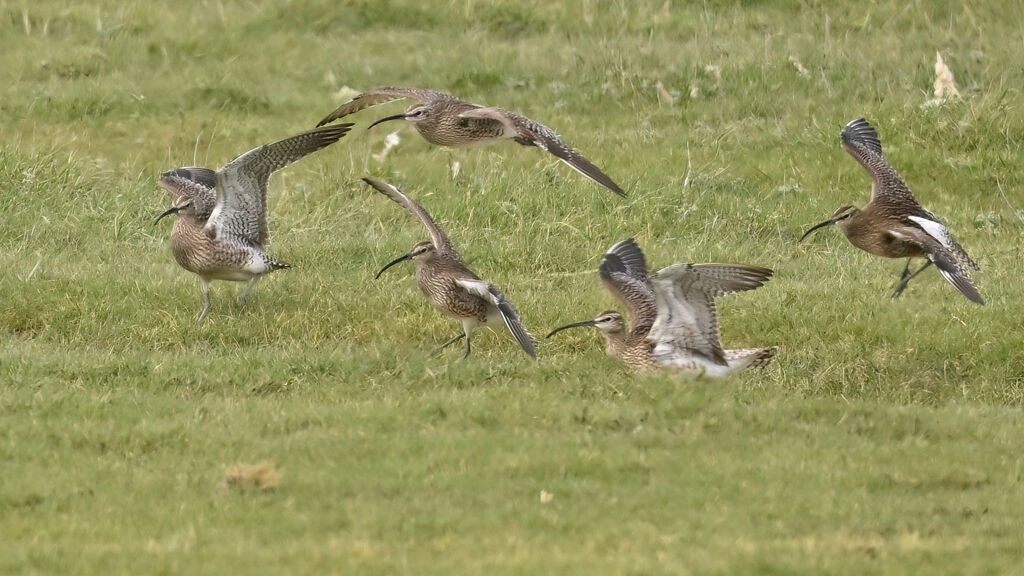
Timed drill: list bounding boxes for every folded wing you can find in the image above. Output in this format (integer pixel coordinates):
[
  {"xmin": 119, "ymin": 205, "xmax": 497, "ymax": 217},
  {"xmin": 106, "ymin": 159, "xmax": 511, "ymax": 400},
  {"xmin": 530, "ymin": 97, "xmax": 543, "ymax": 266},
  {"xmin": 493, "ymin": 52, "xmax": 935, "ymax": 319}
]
[
  {"xmin": 905, "ymin": 216, "xmax": 983, "ymax": 304},
  {"xmin": 456, "ymin": 279, "xmax": 537, "ymax": 358}
]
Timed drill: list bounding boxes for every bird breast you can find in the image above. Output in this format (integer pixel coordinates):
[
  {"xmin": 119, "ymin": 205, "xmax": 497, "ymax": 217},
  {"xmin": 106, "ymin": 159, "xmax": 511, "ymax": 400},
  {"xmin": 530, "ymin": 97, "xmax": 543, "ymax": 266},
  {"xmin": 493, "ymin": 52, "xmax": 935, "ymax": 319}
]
[
  {"xmin": 840, "ymin": 216, "xmax": 926, "ymax": 259},
  {"xmin": 417, "ymin": 115, "xmax": 509, "ymax": 147},
  {"xmin": 416, "ymin": 267, "xmax": 488, "ymax": 321}
]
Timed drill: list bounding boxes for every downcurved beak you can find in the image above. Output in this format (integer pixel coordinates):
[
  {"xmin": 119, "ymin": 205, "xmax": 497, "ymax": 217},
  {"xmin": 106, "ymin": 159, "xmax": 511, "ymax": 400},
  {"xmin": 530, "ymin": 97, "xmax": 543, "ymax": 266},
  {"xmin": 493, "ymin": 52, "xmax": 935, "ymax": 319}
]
[
  {"xmin": 154, "ymin": 204, "xmax": 187, "ymax": 226},
  {"xmin": 367, "ymin": 113, "xmax": 408, "ymax": 131},
  {"xmin": 799, "ymin": 218, "xmax": 835, "ymax": 242},
  {"xmin": 375, "ymin": 253, "xmax": 413, "ymax": 279},
  {"xmin": 546, "ymin": 319, "xmax": 598, "ymax": 339}
]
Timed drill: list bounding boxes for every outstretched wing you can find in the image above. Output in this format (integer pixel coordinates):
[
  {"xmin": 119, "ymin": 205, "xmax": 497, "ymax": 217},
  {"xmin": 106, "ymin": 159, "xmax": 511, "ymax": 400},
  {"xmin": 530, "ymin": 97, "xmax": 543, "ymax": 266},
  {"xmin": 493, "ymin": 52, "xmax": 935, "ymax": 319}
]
[
  {"xmin": 456, "ymin": 279, "xmax": 537, "ymax": 358},
  {"xmin": 315, "ymin": 87, "xmax": 452, "ymax": 127},
  {"xmin": 648, "ymin": 263, "xmax": 773, "ymax": 366},
  {"xmin": 362, "ymin": 177, "xmax": 455, "ymax": 254},
  {"xmin": 158, "ymin": 167, "xmax": 218, "ymax": 219},
  {"xmin": 208, "ymin": 124, "xmax": 352, "ymax": 244},
  {"xmin": 458, "ymin": 107, "xmax": 625, "ymax": 197},
  {"xmin": 161, "ymin": 166, "xmax": 218, "ymax": 191},
  {"xmin": 905, "ymin": 216, "xmax": 983, "ymax": 304},
  {"xmin": 598, "ymin": 239, "xmax": 656, "ymax": 337},
  {"xmin": 840, "ymin": 118, "xmax": 923, "ymax": 210}
]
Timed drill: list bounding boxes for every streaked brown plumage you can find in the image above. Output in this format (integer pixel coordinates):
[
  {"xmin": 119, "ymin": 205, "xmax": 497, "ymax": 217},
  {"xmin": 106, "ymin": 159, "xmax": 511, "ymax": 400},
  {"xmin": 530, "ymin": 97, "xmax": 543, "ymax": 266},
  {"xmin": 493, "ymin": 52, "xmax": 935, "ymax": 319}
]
[
  {"xmin": 365, "ymin": 177, "xmax": 536, "ymax": 359},
  {"xmin": 547, "ymin": 239, "xmax": 777, "ymax": 376},
  {"xmin": 800, "ymin": 118, "xmax": 983, "ymax": 305},
  {"xmin": 155, "ymin": 124, "xmax": 353, "ymax": 321},
  {"xmin": 317, "ymin": 87, "xmax": 625, "ymax": 197}
]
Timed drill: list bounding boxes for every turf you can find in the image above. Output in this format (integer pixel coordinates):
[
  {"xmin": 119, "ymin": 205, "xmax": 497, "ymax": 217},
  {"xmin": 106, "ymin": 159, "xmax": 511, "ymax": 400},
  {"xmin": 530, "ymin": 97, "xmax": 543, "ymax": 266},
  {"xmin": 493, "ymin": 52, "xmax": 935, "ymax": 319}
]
[{"xmin": 2, "ymin": 0, "xmax": 1023, "ymax": 573}]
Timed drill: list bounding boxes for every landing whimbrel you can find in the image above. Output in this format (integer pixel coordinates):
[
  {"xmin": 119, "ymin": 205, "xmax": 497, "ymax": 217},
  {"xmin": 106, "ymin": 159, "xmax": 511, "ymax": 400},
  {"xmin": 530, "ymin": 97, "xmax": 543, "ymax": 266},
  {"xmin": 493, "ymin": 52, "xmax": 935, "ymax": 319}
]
[
  {"xmin": 317, "ymin": 87, "xmax": 626, "ymax": 197},
  {"xmin": 364, "ymin": 177, "xmax": 536, "ymax": 359},
  {"xmin": 155, "ymin": 124, "xmax": 353, "ymax": 321},
  {"xmin": 800, "ymin": 118, "xmax": 983, "ymax": 305},
  {"xmin": 547, "ymin": 239, "xmax": 776, "ymax": 376}
]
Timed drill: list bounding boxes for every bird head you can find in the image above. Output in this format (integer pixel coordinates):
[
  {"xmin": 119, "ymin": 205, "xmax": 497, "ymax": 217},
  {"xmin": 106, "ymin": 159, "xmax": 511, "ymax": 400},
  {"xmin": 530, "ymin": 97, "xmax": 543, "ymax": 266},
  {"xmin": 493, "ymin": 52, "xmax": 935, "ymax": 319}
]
[
  {"xmin": 368, "ymin": 103, "xmax": 431, "ymax": 131},
  {"xmin": 375, "ymin": 241, "xmax": 436, "ymax": 279},
  {"xmin": 547, "ymin": 310, "xmax": 625, "ymax": 339},
  {"xmin": 153, "ymin": 195, "xmax": 194, "ymax": 225},
  {"xmin": 799, "ymin": 205, "xmax": 859, "ymax": 241}
]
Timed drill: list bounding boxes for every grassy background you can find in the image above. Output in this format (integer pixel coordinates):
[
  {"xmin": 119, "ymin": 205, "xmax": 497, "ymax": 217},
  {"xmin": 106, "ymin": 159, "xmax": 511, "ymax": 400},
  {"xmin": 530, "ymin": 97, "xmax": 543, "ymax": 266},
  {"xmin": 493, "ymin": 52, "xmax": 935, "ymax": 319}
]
[{"xmin": 2, "ymin": 0, "xmax": 1023, "ymax": 573}]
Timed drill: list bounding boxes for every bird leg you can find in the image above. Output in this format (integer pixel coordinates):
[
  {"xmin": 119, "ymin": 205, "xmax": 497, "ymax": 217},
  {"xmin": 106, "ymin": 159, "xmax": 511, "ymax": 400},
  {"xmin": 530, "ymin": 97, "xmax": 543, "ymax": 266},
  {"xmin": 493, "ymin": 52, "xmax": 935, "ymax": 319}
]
[
  {"xmin": 898, "ymin": 259, "xmax": 913, "ymax": 283},
  {"xmin": 892, "ymin": 260, "xmax": 933, "ymax": 298},
  {"xmin": 460, "ymin": 321, "xmax": 475, "ymax": 359},
  {"xmin": 197, "ymin": 281, "xmax": 212, "ymax": 323},
  {"xmin": 433, "ymin": 333, "xmax": 465, "ymax": 356},
  {"xmin": 238, "ymin": 275, "xmax": 262, "ymax": 306}
]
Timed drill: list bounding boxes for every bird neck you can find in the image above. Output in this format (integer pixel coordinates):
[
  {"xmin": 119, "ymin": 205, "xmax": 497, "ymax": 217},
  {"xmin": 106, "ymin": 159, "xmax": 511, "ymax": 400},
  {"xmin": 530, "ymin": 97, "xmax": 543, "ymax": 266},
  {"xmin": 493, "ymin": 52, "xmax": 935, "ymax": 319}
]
[{"xmin": 601, "ymin": 331, "xmax": 628, "ymax": 357}]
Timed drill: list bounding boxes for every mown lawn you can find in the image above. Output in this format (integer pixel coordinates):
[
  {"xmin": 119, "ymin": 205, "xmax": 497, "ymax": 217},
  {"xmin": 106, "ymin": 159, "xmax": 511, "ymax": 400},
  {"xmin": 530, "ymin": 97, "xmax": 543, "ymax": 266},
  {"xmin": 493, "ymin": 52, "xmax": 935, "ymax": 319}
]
[{"xmin": 2, "ymin": 1, "xmax": 1023, "ymax": 573}]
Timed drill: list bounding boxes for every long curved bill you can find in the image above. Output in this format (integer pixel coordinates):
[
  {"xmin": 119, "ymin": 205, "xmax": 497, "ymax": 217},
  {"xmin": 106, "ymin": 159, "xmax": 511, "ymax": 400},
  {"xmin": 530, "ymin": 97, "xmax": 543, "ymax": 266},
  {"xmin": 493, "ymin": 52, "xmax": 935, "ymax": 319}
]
[
  {"xmin": 154, "ymin": 204, "xmax": 185, "ymax": 225},
  {"xmin": 799, "ymin": 218, "xmax": 835, "ymax": 242},
  {"xmin": 367, "ymin": 113, "xmax": 408, "ymax": 131},
  {"xmin": 375, "ymin": 253, "xmax": 413, "ymax": 279},
  {"xmin": 546, "ymin": 319, "xmax": 597, "ymax": 339}
]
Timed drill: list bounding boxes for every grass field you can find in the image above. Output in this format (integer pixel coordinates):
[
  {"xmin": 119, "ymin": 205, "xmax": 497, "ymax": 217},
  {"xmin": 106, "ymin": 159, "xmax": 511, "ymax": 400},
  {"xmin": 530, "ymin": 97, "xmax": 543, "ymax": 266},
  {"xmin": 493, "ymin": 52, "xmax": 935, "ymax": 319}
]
[{"xmin": 2, "ymin": 0, "xmax": 1023, "ymax": 573}]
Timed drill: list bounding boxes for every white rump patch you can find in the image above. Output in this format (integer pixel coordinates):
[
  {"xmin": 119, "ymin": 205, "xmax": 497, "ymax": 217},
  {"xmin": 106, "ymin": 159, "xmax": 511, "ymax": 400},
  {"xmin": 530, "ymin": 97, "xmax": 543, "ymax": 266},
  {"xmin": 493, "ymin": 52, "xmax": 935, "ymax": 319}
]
[{"xmin": 907, "ymin": 216, "xmax": 954, "ymax": 250}]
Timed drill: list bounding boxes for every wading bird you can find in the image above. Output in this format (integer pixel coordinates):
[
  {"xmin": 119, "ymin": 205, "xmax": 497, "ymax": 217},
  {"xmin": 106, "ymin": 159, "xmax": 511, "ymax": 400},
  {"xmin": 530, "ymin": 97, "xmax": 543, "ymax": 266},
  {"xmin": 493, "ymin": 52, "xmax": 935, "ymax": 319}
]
[
  {"xmin": 317, "ymin": 87, "xmax": 625, "ymax": 197},
  {"xmin": 155, "ymin": 124, "xmax": 352, "ymax": 321},
  {"xmin": 800, "ymin": 118, "xmax": 983, "ymax": 304},
  {"xmin": 365, "ymin": 177, "xmax": 536, "ymax": 359},
  {"xmin": 547, "ymin": 239, "xmax": 776, "ymax": 376}
]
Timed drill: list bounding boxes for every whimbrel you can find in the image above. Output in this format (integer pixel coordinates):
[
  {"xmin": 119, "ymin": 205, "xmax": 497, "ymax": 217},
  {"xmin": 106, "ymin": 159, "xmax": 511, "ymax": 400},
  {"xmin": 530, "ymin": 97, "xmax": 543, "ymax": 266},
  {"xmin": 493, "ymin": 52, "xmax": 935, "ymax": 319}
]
[
  {"xmin": 800, "ymin": 118, "xmax": 983, "ymax": 305},
  {"xmin": 317, "ymin": 87, "xmax": 625, "ymax": 197},
  {"xmin": 364, "ymin": 177, "xmax": 536, "ymax": 359},
  {"xmin": 155, "ymin": 124, "xmax": 353, "ymax": 321},
  {"xmin": 547, "ymin": 239, "xmax": 776, "ymax": 376}
]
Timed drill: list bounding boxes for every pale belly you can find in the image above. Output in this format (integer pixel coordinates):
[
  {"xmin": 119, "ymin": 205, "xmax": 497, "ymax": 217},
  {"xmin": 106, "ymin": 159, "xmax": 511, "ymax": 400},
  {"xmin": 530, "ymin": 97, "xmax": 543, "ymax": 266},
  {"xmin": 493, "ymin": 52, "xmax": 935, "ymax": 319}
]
[{"xmin": 172, "ymin": 225, "xmax": 270, "ymax": 282}]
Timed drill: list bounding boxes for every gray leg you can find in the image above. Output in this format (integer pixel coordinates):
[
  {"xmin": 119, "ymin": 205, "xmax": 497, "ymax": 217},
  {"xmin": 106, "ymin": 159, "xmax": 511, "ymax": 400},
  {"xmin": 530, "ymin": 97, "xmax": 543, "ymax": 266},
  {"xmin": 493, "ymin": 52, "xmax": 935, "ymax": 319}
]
[
  {"xmin": 892, "ymin": 260, "xmax": 933, "ymax": 298},
  {"xmin": 197, "ymin": 280, "xmax": 212, "ymax": 323},
  {"xmin": 898, "ymin": 259, "xmax": 913, "ymax": 282},
  {"xmin": 463, "ymin": 334, "xmax": 472, "ymax": 359},
  {"xmin": 433, "ymin": 333, "xmax": 465, "ymax": 356},
  {"xmin": 238, "ymin": 275, "xmax": 262, "ymax": 306}
]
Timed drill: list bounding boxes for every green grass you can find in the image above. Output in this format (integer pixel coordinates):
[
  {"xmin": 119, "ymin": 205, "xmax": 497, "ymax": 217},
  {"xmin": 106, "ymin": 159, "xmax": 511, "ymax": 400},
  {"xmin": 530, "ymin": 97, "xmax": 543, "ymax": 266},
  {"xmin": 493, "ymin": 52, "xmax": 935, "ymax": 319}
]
[{"xmin": 2, "ymin": 0, "xmax": 1023, "ymax": 573}]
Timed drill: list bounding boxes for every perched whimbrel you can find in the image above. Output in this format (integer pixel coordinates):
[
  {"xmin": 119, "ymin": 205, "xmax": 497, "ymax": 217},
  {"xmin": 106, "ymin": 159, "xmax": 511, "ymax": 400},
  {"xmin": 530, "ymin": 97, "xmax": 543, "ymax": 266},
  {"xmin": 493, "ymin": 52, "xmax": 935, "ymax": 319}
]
[
  {"xmin": 317, "ymin": 87, "xmax": 625, "ymax": 197},
  {"xmin": 800, "ymin": 118, "xmax": 983, "ymax": 305},
  {"xmin": 155, "ymin": 124, "xmax": 353, "ymax": 321},
  {"xmin": 364, "ymin": 177, "xmax": 536, "ymax": 359},
  {"xmin": 547, "ymin": 239, "xmax": 776, "ymax": 376}
]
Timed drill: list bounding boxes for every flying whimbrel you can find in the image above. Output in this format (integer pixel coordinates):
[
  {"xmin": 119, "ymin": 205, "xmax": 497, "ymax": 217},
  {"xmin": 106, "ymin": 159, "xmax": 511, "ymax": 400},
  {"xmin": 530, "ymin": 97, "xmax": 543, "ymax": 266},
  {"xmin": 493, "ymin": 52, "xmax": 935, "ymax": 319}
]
[
  {"xmin": 547, "ymin": 239, "xmax": 776, "ymax": 376},
  {"xmin": 155, "ymin": 123, "xmax": 353, "ymax": 321},
  {"xmin": 364, "ymin": 177, "xmax": 536, "ymax": 359},
  {"xmin": 317, "ymin": 87, "xmax": 626, "ymax": 197},
  {"xmin": 800, "ymin": 118, "xmax": 983, "ymax": 305}
]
